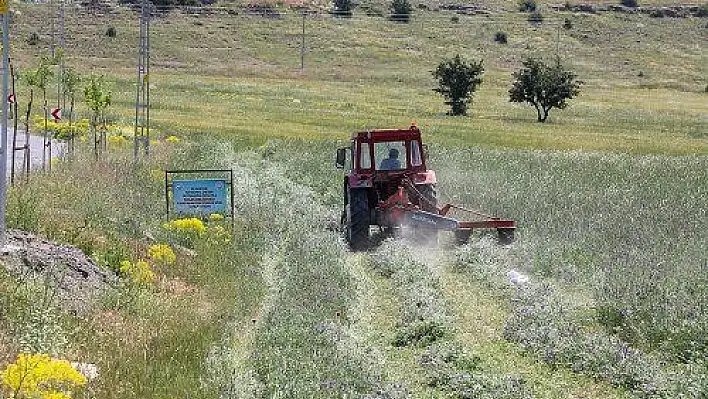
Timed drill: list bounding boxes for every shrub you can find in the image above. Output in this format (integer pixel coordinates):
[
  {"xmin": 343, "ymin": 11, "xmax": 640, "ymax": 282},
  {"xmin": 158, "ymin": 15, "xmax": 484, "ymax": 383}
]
[
  {"xmin": 105, "ymin": 26, "xmax": 117, "ymax": 37},
  {"xmin": 92, "ymin": 239, "xmax": 131, "ymax": 273},
  {"xmin": 518, "ymin": 0, "xmax": 537, "ymax": 12},
  {"xmin": 451, "ymin": 15, "xmax": 459, "ymax": 23},
  {"xmin": 697, "ymin": 3, "xmax": 708, "ymax": 17},
  {"xmin": 621, "ymin": 0, "xmax": 638, "ymax": 7},
  {"xmin": 433, "ymin": 54, "xmax": 484, "ymax": 116},
  {"xmin": 27, "ymin": 32, "xmax": 39, "ymax": 46},
  {"xmin": 333, "ymin": 0, "xmax": 353, "ymax": 17},
  {"xmin": 528, "ymin": 10, "xmax": 544, "ymax": 24},
  {"xmin": 563, "ymin": 17, "xmax": 573, "ymax": 29},
  {"xmin": 494, "ymin": 31, "xmax": 508, "ymax": 44},
  {"xmin": 650, "ymin": 8, "xmax": 665, "ymax": 17},
  {"xmin": 390, "ymin": 0, "xmax": 413, "ymax": 22}
]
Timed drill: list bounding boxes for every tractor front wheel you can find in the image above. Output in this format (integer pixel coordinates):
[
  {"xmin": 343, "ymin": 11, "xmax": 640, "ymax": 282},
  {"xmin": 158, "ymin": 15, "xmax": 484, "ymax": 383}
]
[{"xmin": 346, "ymin": 188, "xmax": 370, "ymax": 250}]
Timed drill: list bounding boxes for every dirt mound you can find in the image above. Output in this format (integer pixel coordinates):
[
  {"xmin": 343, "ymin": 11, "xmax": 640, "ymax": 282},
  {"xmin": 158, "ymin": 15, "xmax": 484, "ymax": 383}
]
[{"xmin": 0, "ymin": 229, "xmax": 117, "ymax": 313}]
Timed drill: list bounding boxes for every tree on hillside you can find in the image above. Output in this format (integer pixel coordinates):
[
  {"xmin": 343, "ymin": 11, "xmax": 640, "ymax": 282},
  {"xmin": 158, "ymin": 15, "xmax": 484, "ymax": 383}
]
[
  {"xmin": 333, "ymin": 0, "xmax": 353, "ymax": 17},
  {"xmin": 390, "ymin": 0, "xmax": 413, "ymax": 22},
  {"xmin": 509, "ymin": 57, "xmax": 581, "ymax": 123},
  {"xmin": 433, "ymin": 55, "xmax": 484, "ymax": 116}
]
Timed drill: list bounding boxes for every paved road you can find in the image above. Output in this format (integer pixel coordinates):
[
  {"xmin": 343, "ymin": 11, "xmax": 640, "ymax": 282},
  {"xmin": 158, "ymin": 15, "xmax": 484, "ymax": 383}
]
[{"xmin": 4, "ymin": 128, "xmax": 66, "ymax": 176}]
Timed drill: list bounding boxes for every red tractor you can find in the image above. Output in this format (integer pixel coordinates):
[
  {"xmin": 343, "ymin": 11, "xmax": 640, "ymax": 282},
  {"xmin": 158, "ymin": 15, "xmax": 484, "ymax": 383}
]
[{"xmin": 336, "ymin": 125, "xmax": 515, "ymax": 250}]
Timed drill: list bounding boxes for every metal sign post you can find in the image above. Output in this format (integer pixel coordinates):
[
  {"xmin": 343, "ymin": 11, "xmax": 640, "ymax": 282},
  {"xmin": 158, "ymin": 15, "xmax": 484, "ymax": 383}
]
[{"xmin": 0, "ymin": 2, "xmax": 10, "ymax": 247}]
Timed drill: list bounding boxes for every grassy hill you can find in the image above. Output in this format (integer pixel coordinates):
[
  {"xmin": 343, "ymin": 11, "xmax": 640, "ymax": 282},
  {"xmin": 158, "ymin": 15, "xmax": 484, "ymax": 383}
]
[
  {"xmin": 8, "ymin": 0, "xmax": 707, "ymax": 153},
  {"xmin": 0, "ymin": 1, "xmax": 706, "ymax": 399}
]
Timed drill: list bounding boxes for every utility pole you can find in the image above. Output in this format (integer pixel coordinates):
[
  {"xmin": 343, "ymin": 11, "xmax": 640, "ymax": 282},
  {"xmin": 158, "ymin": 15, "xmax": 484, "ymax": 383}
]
[
  {"xmin": 1, "ymin": 2, "xmax": 10, "ymax": 247},
  {"xmin": 49, "ymin": 0, "xmax": 55, "ymax": 58},
  {"xmin": 134, "ymin": 0, "xmax": 151, "ymax": 162},
  {"xmin": 300, "ymin": 11, "xmax": 306, "ymax": 71},
  {"xmin": 555, "ymin": 20, "xmax": 561, "ymax": 60},
  {"xmin": 57, "ymin": 0, "xmax": 65, "ymax": 111}
]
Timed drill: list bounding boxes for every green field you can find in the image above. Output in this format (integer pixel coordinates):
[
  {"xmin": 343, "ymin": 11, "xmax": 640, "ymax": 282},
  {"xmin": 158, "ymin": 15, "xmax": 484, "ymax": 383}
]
[{"xmin": 0, "ymin": 1, "xmax": 706, "ymax": 399}]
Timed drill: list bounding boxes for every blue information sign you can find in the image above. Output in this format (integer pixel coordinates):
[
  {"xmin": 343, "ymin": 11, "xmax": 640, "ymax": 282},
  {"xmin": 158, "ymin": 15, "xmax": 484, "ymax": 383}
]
[{"xmin": 172, "ymin": 179, "xmax": 228, "ymax": 216}]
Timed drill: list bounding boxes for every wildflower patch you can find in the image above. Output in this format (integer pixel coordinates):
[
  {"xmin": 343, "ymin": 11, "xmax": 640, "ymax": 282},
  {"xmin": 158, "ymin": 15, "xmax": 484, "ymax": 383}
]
[
  {"xmin": 119, "ymin": 259, "xmax": 156, "ymax": 286},
  {"xmin": 1, "ymin": 353, "xmax": 88, "ymax": 399},
  {"xmin": 148, "ymin": 244, "xmax": 176, "ymax": 265}
]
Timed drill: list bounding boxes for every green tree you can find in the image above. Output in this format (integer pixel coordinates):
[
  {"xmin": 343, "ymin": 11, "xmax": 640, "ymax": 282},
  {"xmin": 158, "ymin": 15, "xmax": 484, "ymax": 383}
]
[
  {"xmin": 62, "ymin": 68, "xmax": 82, "ymax": 152},
  {"xmin": 432, "ymin": 55, "xmax": 484, "ymax": 116},
  {"xmin": 390, "ymin": 0, "xmax": 412, "ymax": 22},
  {"xmin": 509, "ymin": 57, "xmax": 581, "ymax": 122},
  {"xmin": 84, "ymin": 74, "xmax": 111, "ymax": 158},
  {"xmin": 22, "ymin": 57, "xmax": 55, "ymax": 169}
]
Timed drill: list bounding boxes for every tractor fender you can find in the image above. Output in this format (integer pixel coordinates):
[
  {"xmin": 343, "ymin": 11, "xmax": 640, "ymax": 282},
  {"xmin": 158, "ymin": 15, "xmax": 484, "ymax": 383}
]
[{"xmin": 347, "ymin": 174, "xmax": 374, "ymax": 188}]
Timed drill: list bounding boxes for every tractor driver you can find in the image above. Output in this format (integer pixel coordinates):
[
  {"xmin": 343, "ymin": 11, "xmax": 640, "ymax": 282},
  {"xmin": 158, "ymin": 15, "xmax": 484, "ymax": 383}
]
[{"xmin": 380, "ymin": 148, "xmax": 402, "ymax": 170}]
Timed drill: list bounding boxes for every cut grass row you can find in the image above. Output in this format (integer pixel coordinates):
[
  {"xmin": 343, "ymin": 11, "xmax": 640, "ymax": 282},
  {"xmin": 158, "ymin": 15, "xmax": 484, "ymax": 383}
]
[{"xmin": 257, "ymin": 138, "xmax": 706, "ymax": 397}]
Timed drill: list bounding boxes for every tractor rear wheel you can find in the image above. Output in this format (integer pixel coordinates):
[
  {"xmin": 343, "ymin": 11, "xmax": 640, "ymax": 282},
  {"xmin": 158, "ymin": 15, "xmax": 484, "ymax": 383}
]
[
  {"xmin": 413, "ymin": 184, "xmax": 438, "ymax": 245},
  {"xmin": 346, "ymin": 188, "xmax": 370, "ymax": 250}
]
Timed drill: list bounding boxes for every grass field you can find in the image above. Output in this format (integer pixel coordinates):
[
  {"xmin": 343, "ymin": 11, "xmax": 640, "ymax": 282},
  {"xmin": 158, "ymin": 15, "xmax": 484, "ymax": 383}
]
[{"xmin": 0, "ymin": 1, "xmax": 706, "ymax": 399}]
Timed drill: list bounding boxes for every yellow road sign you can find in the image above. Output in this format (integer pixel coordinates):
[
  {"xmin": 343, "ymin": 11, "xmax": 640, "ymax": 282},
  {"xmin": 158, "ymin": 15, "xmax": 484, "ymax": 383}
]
[{"xmin": 0, "ymin": 0, "xmax": 7, "ymax": 15}]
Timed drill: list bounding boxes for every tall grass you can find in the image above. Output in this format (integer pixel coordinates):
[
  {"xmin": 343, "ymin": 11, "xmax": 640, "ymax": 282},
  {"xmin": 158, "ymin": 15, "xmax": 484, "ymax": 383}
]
[
  {"xmin": 0, "ymin": 140, "xmax": 266, "ymax": 399},
  {"xmin": 258, "ymin": 138, "xmax": 706, "ymax": 396}
]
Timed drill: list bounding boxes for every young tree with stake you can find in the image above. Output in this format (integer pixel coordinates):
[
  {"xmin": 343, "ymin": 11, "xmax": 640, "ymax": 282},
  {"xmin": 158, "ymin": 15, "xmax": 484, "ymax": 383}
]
[
  {"xmin": 22, "ymin": 57, "xmax": 54, "ymax": 171},
  {"xmin": 84, "ymin": 75, "xmax": 111, "ymax": 160},
  {"xmin": 61, "ymin": 68, "xmax": 81, "ymax": 155}
]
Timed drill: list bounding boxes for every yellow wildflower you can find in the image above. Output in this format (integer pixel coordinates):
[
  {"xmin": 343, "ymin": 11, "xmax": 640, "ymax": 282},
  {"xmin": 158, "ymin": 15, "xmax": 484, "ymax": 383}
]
[
  {"xmin": 164, "ymin": 218, "xmax": 206, "ymax": 236},
  {"xmin": 164, "ymin": 135, "xmax": 181, "ymax": 143},
  {"xmin": 1, "ymin": 353, "xmax": 87, "ymax": 398},
  {"xmin": 43, "ymin": 393, "xmax": 73, "ymax": 399},
  {"xmin": 107, "ymin": 135, "xmax": 129, "ymax": 145},
  {"xmin": 119, "ymin": 259, "xmax": 156, "ymax": 286},
  {"xmin": 208, "ymin": 213, "xmax": 224, "ymax": 222},
  {"xmin": 148, "ymin": 244, "xmax": 176, "ymax": 265}
]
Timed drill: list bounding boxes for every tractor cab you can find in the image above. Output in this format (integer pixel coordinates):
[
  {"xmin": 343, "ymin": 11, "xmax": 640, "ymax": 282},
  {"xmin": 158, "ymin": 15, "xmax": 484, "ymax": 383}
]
[{"xmin": 336, "ymin": 125, "xmax": 436, "ymax": 189}]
